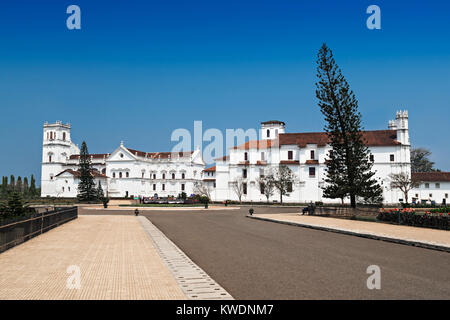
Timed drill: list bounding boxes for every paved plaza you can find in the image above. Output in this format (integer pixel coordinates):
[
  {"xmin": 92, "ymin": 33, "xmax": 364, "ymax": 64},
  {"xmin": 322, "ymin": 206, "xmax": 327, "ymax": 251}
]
[{"xmin": 0, "ymin": 215, "xmax": 186, "ymax": 300}]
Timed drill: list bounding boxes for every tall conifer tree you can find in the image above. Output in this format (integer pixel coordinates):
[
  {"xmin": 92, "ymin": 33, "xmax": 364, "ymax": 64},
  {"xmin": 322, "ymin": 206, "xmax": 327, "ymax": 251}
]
[
  {"xmin": 29, "ymin": 174, "xmax": 37, "ymax": 198},
  {"xmin": 315, "ymin": 44, "xmax": 383, "ymax": 207},
  {"xmin": 77, "ymin": 141, "xmax": 97, "ymax": 202}
]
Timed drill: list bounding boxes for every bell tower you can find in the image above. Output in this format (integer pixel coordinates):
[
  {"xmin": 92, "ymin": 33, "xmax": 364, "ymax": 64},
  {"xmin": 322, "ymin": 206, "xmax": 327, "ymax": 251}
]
[
  {"xmin": 260, "ymin": 120, "xmax": 285, "ymax": 140},
  {"xmin": 41, "ymin": 121, "xmax": 80, "ymax": 196}
]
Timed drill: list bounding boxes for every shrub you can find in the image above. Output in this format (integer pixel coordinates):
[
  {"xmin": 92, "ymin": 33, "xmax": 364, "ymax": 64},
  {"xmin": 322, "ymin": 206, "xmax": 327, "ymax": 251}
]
[{"xmin": 377, "ymin": 208, "xmax": 449, "ymax": 230}]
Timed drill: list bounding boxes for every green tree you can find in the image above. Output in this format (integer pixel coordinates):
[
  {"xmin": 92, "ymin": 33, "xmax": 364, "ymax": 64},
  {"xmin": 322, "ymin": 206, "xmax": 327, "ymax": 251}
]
[
  {"xmin": 96, "ymin": 181, "xmax": 105, "ymax": 200},
  {"xmin": 0, "ymin": 176, "xmax": 8, "ymax": 199},
  {"xmin": 315, "ymin": 44, "xmax": 383, "ymax": 208},
  {"xmin": 29, "ymin": 174, "xmax": 38, "ymax": 198},
  {"xmin": 77, "ymin": 141, "xmax": 97, "ymax": 202},
  {"xmin": 411, "ymin": 148, "xmax": 439, "ymax": 173},
  {"xmin": 16, "ymin": 176, "xmax": 23, "ymax": 194},
  {"xmin": 0, "ymin": 192, "xmax": 28, "ymax": 218},
  {"xmin": 9, "ymin": 174, "xmax": 15, "ymax": 192},
  {"xmin": 23, "ymin": 177, "xmax": 29, "ymax": 198}
]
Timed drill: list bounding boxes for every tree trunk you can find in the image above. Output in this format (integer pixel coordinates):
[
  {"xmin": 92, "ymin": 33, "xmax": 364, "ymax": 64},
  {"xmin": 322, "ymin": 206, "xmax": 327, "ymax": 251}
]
[
  {"xmin": 350, "ymin": 194, "xmax": 356, "ymax": 208},
  {"xmin": 280, "ymin": 193, "xmax": 283, "ymax": 204}
]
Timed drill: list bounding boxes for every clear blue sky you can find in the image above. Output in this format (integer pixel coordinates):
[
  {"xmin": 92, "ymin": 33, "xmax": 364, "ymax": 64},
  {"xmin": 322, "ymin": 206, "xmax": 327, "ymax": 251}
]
[{"xmin": 0, "ymin": 0, "xmax": 449, "ymax": 183}]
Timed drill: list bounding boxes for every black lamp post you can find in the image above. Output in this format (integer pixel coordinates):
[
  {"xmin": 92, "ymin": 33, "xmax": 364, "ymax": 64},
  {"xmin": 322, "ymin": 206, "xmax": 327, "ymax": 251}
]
[{"xmin": 135, "ymin": 209, "xmax": 139, "ymax": 216}]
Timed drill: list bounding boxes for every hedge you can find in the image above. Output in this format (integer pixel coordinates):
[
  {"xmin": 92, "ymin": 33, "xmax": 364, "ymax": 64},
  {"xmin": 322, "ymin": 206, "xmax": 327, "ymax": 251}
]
[{"xmin": 377, "ymin": 208, "xmax": 449, "ymax": 230}]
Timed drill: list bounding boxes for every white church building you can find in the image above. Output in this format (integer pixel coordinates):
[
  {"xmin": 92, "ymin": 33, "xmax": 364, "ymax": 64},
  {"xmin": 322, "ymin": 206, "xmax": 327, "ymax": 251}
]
[
  {"xmin": 41, "ymin": 122, "xmax": 205, "ymax": 198},
  {"xmin": 41, "ymin": 111, "xmax": 449, "ymax": 205}
]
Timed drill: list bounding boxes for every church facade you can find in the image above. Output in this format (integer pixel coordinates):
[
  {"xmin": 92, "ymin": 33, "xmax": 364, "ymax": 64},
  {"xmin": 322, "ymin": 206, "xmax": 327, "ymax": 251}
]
[{"xmin": 40, "ymin": 110, "xmax": 448, "ymax": 204}]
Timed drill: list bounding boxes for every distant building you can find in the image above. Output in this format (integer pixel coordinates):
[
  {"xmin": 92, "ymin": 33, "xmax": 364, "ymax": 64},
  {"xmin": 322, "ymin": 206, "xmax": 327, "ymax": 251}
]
[
  {"xmin": 41, "ymin": 122, "xmax": 204, "ymax": 198},
  {"xmin": 41, "ymin": 111, "xmax": 449, "ymax": 204},
  {"xmin": 410, "ymin": 172, "xmax": 450, "ymax": 205}
]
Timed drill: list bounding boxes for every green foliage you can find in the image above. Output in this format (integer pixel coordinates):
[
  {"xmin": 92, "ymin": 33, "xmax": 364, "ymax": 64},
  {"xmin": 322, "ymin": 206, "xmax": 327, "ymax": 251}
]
[
  {"xmin": 0, "ymin": 192, "xmax": 29, "ymax": 219},
  {"xmin": 315, "ymin": 43, "xmax": 383, "ymax": 208},
  {"xmin": 0, "ymin": 174, "xmax": 40, "ymax": 200},
  {"xmin": 410, "ymin": 148, "xmax": 439, "ymax": 173},
  {"xmin": 77, "ymin": 141, "xmax": 98, "ymax": 202},
  {"xmin": 377, "ymin": 208, "xmax": 449, "ymax": 230}
]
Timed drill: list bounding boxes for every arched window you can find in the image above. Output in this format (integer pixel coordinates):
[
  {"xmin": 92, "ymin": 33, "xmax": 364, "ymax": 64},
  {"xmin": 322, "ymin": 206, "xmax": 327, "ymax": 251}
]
[
  {"xmin": 126, "ymin": 172, "xmax": 129, "ymax": 178},
  {"xmin": 102, "ymin": 168, "xmax": 106, "ymax": 174},
  {"xmin": 172, "ymin": 173, "xmax": 175, "ymax": 179},
  {"xmin": 63, "ymin": 132, "xmax": 66, "ymax": 141},
  {"xmin": 182, "ymin": 173, "xmax": 185, "ymax": 179},
  {"xmin": 119, "ymin": 172, "xmax": 122, "ymax": 178},
  {"xmin": 162, "ymin": 173, "xmax": 166, "ymax": 179},
  {"xmin": 244, "ymin": 152, "xmax": 248, "ymax": 161},
  {"xmin": 266, "ymin": 129, "xmax": 270, "ymax": 138},
  {"xmin": 113, "ymin": 172, "xmax": 116, "ymax": 178}
]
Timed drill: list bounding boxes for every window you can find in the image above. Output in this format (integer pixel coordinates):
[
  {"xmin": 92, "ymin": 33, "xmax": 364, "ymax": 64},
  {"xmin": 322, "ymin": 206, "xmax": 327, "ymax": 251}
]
[
  {"xmin": 113, "ymin": 172, "xmax": 116, "ymax": 178},
  {"xmin": 415, "ymin": 194, "xmax": 419, "ymax": 198},
  {"xmin": 172, "ymin": 173, "xmax": 175, "ymax": 179},
  {"xmin": 446, "ymin": 194, "xmax": 448, "ymax": 199},
  {"xmin": 68, "ymin": 187, "xmax": 70, "ymax": 192},
  {"xmin": 425, "ymin": 183, "xmax": 429, "ymax": 188},
  {"xmin": 119, "ymin": 172, "xmax": 122, "ymax": 178},
  {"xmin": 62, "ymin": 187, "xmax": 65, "ymax": 192},
  {"xmin": 266, "ymin": 129, "xmax": 270, "ymax": 138},
  {"xmin": 310, "ymin": 150, "xmax": 315, "ymax": 160},
  {"xmin": 261, "ymin": 152, "xmax": 265, "ymax": 161},
  {"xmin": 288, "ymin": 150, "xmax": 293, "ymax": 160},
  {"xmin": 213, "ymin": 182, "xmax": 216, "ymax": 188},
  {"xmin": 48, "ymin": 155, "xmax": 52, "ymax": 163},
  {"xmin": 102, "ymin": 168, "xmax": 106, "ymax": 174},
  {"xmin": 429, "ymin": 193, "xmax": 432, "ymax": 198},
  {"xmin": 126, "ymin": 172, "xmax": 129, "ymax": 178},
  {"xmin": 181, "ymin": 184, "xmax": 185, "ymax": 191},
  {"xmin": 162, "ymin": 184, "xmax": 165, "ymax": 191},
  {"xmin": 243, "ymin": 183, "xmax": 247, "ymax": 195},
  {"xmin": 243, "ymin": 169, "xmax": 247, "ymax": 179},
  {"xmin": 260, "ymin": 183, "xmax": 265, "ymax": 194},
  {"xmin": 153, "ymin": 184, "xmax": 156, "ymax": 191},
  {"xmin": 370, "ymin": 154, "xmax": 374, "ymax": 162},
  {"xmin": 435, "ymin": 183, "xmax": 440, "ymax": 188},
  {"xmin": 244, "ymin": 152, "xmax": 248, "ymax": 161},
  {"xmin": 162, "ymin": 173, "xmax": 166, "ymax": 179},
  {"xmin": 287, "ymin": 182, "xmax": 293, "ymax": 193},
  {"xmin": 50, "ymin": 174, "xmax": 54, "ymax": 180},
  {"xmin": 63, "ymin": 132, "xmax": 66, "ymax": 141},
  {"xmin": 153, "ymin": 174, "xmax": 156, "ymax": 179},
  {"xmin": 390, "ymin": 154, "xmax": 395, "ymax": 162},
  {"xmin": 309, "ymin": 167, "xmax": 316, "ymax": 177},
  {"xmin": 182, "ymin": 173, "xmax": 185, "ymax": 179}
]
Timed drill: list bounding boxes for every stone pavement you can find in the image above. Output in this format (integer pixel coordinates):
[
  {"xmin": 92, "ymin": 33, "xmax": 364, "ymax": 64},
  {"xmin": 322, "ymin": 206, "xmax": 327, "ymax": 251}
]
[
  {"xmin": 0, "ymin": 215, "xmax": 186, "ymax": 300},
  {"xmin": 250, "ymin": 213, "xmax": 450, "ymax": 251}
]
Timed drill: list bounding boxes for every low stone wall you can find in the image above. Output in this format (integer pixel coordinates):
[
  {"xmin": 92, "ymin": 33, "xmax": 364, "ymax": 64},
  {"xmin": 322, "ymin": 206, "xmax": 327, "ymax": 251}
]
[{"xmin": 315, "ymin": 206, "xmax": 379, "ymax": 217}]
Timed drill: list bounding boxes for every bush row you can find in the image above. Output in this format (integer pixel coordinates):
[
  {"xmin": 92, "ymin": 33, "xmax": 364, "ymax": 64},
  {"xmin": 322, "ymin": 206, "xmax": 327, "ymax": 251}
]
[{"xmin": 377, "ymin": 209, "xmax": 449, "ymax": 230}]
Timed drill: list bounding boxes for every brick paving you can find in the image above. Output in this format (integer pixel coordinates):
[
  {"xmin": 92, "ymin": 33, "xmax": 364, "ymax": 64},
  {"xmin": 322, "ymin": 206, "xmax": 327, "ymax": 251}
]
[
  {"xmin": 252, "ymin": 213, "xmax": 450, "ymax": 249},
  {"xmin": 0, "ymin": 215, "xmax": 186, "ymax": 300}
]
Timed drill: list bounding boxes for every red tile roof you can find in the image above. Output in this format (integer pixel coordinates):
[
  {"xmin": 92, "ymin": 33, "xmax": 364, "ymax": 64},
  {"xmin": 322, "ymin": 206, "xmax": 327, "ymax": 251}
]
[
  {"xmin": 69, "ymin": 153, "xmax": 109, "ymax": 160},
  {"xmin": 278, "ymin": 130, "xmax": 400, "ymax": 147},
  {"xmin": 231, "ymin": 130, "xmax": 399, "ymax": 151},
  {"xmin": 126, "ymin": 148, "xmax": 194, "ymax": 159},
  {"xmin": 305, "ymin": 160, "xmax": 319, "ymax": 165},
  {"xmin": 55, "ymin": 169, "xmax": 107, "ymax": 178},
  {"xmin": 412, "ymin": 172, "xmax": 450, "ymax": 182},
  {"xmin": 203, "ymin": 166, "xmax": 216, "ymax": 172},
  {"xmin": 232, "ymin": 139, "xmax": 277, "ymax": 150}
]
